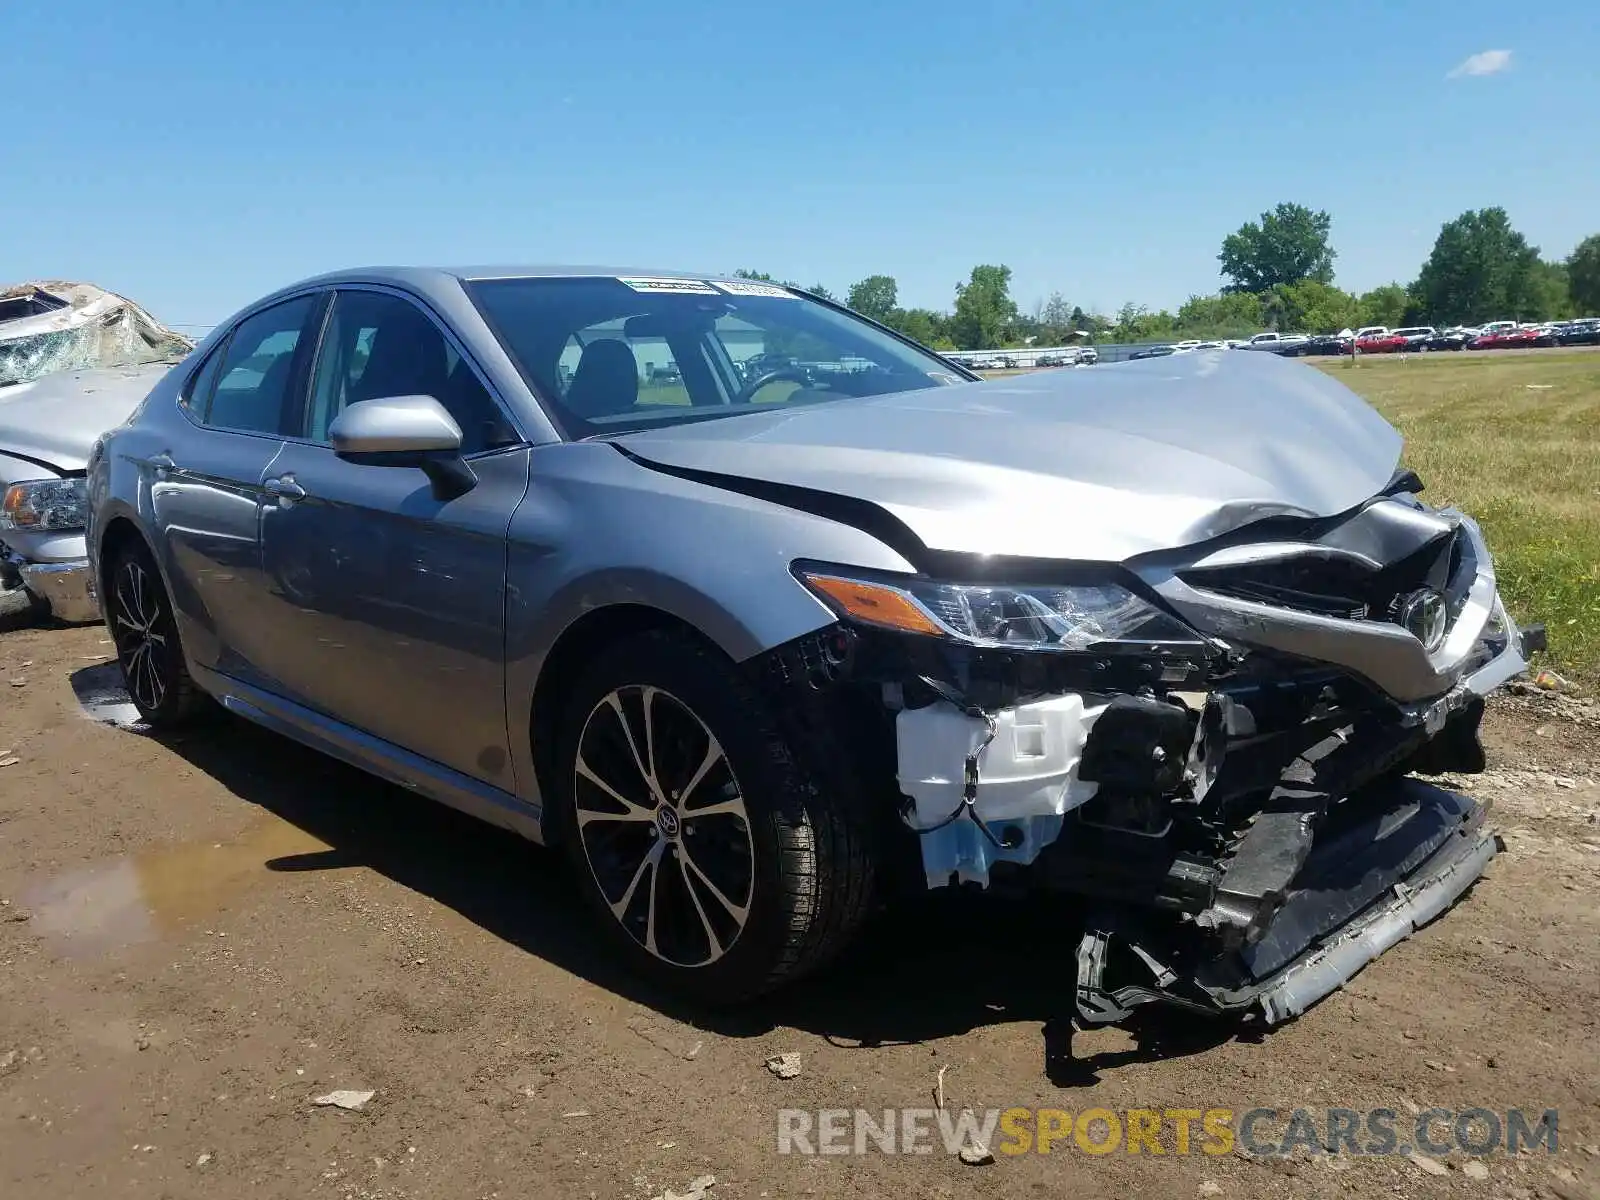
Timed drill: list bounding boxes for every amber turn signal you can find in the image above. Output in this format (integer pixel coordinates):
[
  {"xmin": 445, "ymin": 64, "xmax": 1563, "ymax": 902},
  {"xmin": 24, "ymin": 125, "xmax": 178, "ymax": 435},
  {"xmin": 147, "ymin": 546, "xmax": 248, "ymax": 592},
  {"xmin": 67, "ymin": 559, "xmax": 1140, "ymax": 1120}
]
[{"xmin": 799, "ymin": 573, "xmax": 944, "ymax": 637}]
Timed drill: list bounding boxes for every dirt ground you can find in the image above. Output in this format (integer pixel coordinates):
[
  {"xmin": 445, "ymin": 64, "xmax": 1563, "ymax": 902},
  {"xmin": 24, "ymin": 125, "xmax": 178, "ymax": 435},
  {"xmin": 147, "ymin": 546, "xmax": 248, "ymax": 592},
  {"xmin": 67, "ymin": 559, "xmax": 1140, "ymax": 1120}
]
[{"xmin": 2, "ymin": 624, "xmax": 1597, "ymax": 1200}]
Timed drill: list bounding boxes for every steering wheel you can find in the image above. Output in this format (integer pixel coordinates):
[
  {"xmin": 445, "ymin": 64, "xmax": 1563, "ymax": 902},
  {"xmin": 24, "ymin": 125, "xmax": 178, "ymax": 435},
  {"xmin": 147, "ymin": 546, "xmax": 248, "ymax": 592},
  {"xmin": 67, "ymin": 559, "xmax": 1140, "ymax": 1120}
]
[{"xmin": 733, "ymin": 367, "xmax": 813, "ymax": 405}]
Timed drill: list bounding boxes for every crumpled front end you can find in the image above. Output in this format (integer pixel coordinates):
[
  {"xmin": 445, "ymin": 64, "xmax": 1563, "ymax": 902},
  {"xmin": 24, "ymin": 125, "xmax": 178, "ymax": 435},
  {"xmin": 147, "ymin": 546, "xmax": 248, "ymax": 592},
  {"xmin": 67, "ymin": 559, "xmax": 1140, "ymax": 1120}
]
[{"xmin": 761, "ymin": 480, "xmax": 1538, "ymax": 1028}]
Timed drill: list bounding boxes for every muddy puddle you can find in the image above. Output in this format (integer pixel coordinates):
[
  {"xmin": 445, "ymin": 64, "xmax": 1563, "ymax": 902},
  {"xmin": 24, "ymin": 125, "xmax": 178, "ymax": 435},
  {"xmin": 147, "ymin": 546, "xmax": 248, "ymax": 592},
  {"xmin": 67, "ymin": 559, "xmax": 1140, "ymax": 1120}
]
[
  {"xmin": 20, "ymin": 818, "xmax": 329, "ymax": 958},
  {"xmin": 68, "ymin": 659, "xmax": 147, "ymax": 730}
]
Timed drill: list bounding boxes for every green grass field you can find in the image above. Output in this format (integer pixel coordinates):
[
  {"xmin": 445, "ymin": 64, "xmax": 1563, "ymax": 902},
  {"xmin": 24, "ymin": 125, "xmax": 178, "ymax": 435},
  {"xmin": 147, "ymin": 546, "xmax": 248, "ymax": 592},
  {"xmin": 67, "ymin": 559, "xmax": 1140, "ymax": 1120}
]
[{"xmin": 1315, "ymin": 351, "xmax": 1600, "ymax": 684}]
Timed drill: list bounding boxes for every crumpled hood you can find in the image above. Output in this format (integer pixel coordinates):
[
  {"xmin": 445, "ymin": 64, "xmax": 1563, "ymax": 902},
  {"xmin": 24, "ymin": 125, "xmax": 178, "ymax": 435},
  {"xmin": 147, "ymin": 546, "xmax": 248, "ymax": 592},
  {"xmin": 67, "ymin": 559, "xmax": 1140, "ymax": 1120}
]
[
  {"xmin": 0, "ymin": 363, "xmax": 173, "ymax": 474},
  {"xmin": 617, "ymin": 350, "xmax": 1403, "ymax": 562}
]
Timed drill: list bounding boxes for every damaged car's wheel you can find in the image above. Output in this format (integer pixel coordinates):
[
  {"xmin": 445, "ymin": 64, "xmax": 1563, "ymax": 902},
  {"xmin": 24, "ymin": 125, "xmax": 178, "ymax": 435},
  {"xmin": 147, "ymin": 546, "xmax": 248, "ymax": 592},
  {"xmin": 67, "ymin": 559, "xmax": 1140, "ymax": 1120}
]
[
  {"xmin": 553, "ymin": 631, "xmax": 873, "ymax": 1004},
  {"xmin": 107, "ymin": 541, "xmax": 209, "ymax": 728}
]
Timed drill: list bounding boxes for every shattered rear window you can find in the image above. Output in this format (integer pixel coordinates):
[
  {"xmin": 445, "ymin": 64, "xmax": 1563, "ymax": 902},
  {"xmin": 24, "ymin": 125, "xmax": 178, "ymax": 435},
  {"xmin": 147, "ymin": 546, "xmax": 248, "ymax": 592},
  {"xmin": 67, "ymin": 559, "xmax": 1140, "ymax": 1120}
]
[{"xmin": 0, "ymin": 282, "xmax": 193, "ymax": 388}]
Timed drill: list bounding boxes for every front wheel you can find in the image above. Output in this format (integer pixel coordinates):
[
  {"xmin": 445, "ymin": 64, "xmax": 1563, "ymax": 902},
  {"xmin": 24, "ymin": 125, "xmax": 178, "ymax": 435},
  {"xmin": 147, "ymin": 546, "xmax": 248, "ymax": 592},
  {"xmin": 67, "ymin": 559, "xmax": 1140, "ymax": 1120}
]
[
  {"xmin": 551, "ymin": 630, "xmax": 874, "ymax": 1004},
  {"xmin": 106, "ymin": 539, "xmax": 210, "ymax": 727}
]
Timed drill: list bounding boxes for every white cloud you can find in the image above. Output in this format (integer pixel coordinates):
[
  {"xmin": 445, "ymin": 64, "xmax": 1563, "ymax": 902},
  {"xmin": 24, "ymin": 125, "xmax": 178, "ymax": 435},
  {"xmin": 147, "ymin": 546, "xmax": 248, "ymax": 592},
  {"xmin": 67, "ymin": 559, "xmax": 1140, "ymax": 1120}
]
[{"xmin": 1447, "ymin": 49, "xmax": 1513, "ymax": 79}]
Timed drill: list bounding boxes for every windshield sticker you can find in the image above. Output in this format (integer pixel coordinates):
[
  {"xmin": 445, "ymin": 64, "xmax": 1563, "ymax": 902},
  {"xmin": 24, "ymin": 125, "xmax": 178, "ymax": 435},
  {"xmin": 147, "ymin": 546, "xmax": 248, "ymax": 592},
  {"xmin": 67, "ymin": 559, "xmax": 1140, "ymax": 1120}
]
[
  {"xmin": 617, "ymin": 277, "xmax": 720, "ymax": 295},
  {"xmin": 711, "ymin": 280, "xmax": 795, "ymax": 299}
]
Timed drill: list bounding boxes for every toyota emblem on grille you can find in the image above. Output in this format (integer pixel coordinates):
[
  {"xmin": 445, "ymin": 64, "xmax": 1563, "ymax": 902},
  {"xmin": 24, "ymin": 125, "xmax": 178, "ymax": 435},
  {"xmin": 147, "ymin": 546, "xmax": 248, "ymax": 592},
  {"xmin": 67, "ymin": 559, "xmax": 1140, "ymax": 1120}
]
[{"xmin": 1398, "ymin": 588, "xmax": 1449, "ymax": 653}]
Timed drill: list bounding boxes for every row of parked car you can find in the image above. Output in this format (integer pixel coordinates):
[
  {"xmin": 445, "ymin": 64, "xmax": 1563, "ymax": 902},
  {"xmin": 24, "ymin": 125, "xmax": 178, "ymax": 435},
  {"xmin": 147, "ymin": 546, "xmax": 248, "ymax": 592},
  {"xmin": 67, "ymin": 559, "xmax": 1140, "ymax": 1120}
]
[
  {"xmin": 960, "ymin": 347, "xmax": 1100, "ymax": 369},
  {"xmin": 1234, "ymin": 318, "xmax": 1600, "ymax": 357}
]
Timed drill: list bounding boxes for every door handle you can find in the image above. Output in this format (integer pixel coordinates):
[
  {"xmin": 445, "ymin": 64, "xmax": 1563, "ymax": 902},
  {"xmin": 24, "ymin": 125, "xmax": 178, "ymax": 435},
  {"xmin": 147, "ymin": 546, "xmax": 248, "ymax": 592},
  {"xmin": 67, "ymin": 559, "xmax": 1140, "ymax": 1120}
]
[{"xmin": 263, "ymin": 475, "xmax": 307, "ymax": 500}]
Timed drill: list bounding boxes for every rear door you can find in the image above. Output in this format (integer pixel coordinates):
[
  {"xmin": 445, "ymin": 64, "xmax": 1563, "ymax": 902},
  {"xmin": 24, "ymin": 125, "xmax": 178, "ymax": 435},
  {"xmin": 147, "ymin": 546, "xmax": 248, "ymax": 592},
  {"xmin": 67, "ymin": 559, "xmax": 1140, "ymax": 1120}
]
[
  {"xmin": 254, "ymin": 286, "xmax": 529, "ymax": 789},
  {"xmin": 152, "ymin": 292, "xmax": 325, "ymax": 684}
]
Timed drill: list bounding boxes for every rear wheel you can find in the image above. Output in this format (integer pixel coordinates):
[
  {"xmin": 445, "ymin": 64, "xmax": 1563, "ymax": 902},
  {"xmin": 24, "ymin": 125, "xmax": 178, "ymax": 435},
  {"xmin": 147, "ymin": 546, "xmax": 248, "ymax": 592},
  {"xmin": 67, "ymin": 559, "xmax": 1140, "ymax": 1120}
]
[
  {"xmin": 551, "ymin": 630, "xmax": 874, "ymax": 1003},
  {"xmin": 106, "ymin": 539, "xmax": 210, "ymax": 727}
]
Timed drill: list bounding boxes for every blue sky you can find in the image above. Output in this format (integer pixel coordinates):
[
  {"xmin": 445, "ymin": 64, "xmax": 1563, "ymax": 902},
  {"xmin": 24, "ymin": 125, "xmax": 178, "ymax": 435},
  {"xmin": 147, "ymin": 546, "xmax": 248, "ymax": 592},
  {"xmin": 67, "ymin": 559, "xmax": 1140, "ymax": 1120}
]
[{"xmin": 5, "ymin": 0, "xmax": 1595, "ymax": 330}]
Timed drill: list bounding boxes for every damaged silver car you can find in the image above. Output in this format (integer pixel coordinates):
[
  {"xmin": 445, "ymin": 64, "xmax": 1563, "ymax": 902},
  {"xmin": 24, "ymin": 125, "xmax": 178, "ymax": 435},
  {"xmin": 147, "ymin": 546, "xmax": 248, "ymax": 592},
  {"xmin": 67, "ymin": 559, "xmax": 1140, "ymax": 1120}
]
[
  {"xmin": 85, "ymin": 267, "xmax": 1541, "ymax": 1025},
  {"xmin": 1, "ymin": 282, "xmax": 192, "ymax": 622}
]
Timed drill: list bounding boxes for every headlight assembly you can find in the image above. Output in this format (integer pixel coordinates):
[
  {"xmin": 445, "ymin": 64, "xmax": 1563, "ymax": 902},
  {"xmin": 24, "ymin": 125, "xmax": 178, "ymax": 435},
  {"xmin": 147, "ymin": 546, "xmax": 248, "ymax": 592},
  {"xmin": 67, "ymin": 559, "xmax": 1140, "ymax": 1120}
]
[
  {"xmin": 796, "ymin": 565, "xmax": 1205, "ymax": 651},
  {"xmin": 0, "ymin": 477, "xmax": 90, "ymax": 532}
]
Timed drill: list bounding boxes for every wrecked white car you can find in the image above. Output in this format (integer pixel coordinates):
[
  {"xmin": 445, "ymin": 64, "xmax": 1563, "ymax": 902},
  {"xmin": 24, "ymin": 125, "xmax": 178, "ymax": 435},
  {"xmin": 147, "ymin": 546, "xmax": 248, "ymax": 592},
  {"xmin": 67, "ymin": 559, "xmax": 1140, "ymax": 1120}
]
[{"xmin": 1, "ymin": 282, "xmax": 190, "ymax": 622}]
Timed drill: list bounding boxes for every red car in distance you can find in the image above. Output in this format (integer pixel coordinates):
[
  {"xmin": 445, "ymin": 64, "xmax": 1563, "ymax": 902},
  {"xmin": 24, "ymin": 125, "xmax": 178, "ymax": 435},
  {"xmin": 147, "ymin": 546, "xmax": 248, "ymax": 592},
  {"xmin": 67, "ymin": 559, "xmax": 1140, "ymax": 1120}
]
[
  {"xmin": 1469, "ymin": 326, "xmax": 1542, "ymax": 350},
  {"xmin": 1355, "ymin": 330, "xmax": 1407, "ymax": 353}
]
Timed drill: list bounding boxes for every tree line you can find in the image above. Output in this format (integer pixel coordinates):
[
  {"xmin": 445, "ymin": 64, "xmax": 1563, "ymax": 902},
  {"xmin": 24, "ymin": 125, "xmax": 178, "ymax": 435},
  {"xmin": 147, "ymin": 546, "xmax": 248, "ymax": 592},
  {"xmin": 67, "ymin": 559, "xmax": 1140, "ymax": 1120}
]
[{"xmin": 737, "ymin": 205, "xmax": 1600, "ymax": 350}]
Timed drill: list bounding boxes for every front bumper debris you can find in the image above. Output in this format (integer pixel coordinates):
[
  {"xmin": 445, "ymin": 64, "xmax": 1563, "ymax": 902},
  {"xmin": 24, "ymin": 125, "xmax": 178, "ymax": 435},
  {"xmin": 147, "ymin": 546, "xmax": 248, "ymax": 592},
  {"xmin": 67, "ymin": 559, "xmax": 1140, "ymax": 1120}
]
[
  {"xmin": 759, "ymin": 477, "xmax": 1538, "ymax": 1030},
  {"xmin": 16, "ymin": 556, "xmax": 98, "ymax": 623},
  {"xmin": 1074, "ymin": 779, "xmax": 1500, "ymax": 1025},
  {"xmin": 880, "ymin": 501, "xmax": 1536, "ymax": 1026}
]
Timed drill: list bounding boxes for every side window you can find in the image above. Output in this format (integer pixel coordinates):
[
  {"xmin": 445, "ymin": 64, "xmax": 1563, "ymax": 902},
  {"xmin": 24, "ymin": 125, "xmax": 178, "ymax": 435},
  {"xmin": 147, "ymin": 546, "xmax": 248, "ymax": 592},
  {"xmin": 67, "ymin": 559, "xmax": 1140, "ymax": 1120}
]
[
  {"xmin": 179, "ymin": 340, "xmax": 228, "ymax": 416},
  {"xmin": 304, "ymin": 290, "xmax": 515, "ymax": 455},
  {"xmin": 631, "ymin": 335, "xmax": 690, "ymax": 406},
  {"xmin": 206, "ymin": 295, "xmax": 319, "ymax": 434}
]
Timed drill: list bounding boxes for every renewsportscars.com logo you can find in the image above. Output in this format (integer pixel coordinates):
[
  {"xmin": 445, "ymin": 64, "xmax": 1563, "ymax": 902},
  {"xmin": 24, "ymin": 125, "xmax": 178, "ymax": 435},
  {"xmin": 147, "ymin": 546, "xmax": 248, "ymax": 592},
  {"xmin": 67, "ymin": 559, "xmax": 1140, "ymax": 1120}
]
[{"xmin": 776, "ymin": 1106, "xmax": 1561, "ymax": 1158}]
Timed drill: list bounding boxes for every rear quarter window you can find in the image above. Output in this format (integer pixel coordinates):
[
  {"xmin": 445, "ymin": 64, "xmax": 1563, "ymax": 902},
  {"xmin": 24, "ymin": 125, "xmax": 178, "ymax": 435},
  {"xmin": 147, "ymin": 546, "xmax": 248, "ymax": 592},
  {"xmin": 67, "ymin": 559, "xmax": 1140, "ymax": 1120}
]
[{"xmin": 180, "ymin": 342, "xmax": 228, "ymax": 417}]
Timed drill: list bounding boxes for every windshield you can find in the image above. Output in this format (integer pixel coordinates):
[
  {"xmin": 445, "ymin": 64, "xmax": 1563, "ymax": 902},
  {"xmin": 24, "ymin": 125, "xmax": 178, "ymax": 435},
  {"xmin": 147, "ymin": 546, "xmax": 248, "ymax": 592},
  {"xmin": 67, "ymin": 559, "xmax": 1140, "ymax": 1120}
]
[{"xmin": 467, "ymin": 276, "xmax": 968, "ymax": 436}]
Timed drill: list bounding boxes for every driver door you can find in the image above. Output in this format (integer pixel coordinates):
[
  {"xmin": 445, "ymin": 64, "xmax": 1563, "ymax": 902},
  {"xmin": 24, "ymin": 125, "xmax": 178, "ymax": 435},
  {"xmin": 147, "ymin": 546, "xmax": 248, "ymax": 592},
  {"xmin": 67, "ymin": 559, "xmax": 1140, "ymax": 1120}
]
[{"xmin": 254, "ymin": 287, "xmax": 529, "ymax": 788}]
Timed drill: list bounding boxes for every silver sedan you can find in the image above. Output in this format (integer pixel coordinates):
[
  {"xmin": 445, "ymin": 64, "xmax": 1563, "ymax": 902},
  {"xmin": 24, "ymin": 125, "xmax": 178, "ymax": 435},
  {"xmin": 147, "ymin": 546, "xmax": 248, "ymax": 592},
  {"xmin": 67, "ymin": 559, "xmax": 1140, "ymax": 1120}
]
[{"xmin": 87, "ymin": 266, "xmax": 1538, "ymax": 1023}]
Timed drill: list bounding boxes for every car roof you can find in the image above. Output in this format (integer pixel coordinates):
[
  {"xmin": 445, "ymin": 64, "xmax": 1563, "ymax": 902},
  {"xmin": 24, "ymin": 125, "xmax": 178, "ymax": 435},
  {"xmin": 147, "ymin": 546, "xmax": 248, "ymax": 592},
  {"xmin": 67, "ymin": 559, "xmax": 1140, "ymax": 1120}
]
[
  {"xmin": 282, "ymin": 265, "xmax": 747, "ymax": 290},
  {"xmin": 216, "ymin": 265, "xmax": 792, "ymax": 345}
]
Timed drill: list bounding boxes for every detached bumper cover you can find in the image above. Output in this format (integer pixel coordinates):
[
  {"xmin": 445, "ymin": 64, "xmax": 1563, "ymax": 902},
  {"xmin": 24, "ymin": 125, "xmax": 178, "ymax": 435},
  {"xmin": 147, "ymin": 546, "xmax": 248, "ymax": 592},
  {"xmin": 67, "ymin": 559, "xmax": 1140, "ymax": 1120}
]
[
  {"xmin": 1257, "ymin": 812, "xmax": 1498, "ymax": 1023},
  {"xmin": 1075, "ymin": 780, "xmax": 1500, "ymax": 1026},
  {"xmin": 16, "ymin": 556, "xmax": 98, "ymax": 622}
]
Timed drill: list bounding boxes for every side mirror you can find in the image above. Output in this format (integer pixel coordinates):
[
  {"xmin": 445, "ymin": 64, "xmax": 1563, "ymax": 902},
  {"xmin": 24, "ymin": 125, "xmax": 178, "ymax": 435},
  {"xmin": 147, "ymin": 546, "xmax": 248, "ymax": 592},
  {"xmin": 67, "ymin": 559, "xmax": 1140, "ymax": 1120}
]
[
  {"xmin": 328, "ymin": 395, "xmax": 476, "ymax": 499},
  {"xmin": 328, "ymin": 394, "xmax": 463, "ymax": 455}
]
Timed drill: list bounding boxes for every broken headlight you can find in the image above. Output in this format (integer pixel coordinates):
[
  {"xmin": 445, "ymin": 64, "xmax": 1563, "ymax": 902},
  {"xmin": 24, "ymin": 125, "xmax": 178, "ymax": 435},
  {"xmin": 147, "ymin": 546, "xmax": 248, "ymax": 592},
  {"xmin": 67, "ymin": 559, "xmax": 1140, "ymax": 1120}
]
[
  {"xmin": 0, "ymin": 477, "xmax": 89, "ymax": 532},
  {"xmin": 797, "ymin": 566, "xmax": 1204, "ymax": 651}
]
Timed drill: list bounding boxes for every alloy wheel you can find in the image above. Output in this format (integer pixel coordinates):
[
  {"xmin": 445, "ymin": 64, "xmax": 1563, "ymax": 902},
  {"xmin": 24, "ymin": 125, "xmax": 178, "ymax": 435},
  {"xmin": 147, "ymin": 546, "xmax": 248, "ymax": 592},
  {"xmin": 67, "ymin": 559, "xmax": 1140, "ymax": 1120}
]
[
  {"xmin": 572, "ymin": 685, "xmax": 754, "ymax": 968},
  {"xmin": 112, "ymin": 557, "xmax": 170, "ymax": 712}
]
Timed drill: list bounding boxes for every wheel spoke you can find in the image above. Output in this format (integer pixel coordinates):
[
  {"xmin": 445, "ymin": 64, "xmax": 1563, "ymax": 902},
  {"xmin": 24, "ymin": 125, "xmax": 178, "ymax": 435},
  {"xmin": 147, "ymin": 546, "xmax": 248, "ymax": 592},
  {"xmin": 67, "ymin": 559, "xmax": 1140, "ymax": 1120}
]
[
  {"xmin": 127, "ymin": 643, "xmax": 146, "ymax": 695},
  {"xmin": 641, "ymin": 686, "xmax": 660, "ymax": 797},
  {"xmin": 145, "ymin": 649, "xmax": 166, "ymax": 707},
  {"xmin": 677, "ymin": 852, "xmax": 724, "ymax": 961},
  {"xmin": 609, "ymin": 839, "xmax": 664, "ymax": 921},
  {"xmin": 679, "ymin": 840, "xmax": 750, "ymax": 924},
  {"xmin": 132, "ymin": 642, "xmax": 160, "ymax": 709},
  {"xmin": 128, "ymin": 562, "xmax": 153, "ymax": 627},
  {"xmin": 123, "ymin": 642, "xmax": 142, "ymax": 692},
  {"xmin": 576, "ymin": 806, "xmax": 656, "ymax": 828},
  {"xmin": 679, "ymin": 797, "xmax": 745, "ymax": 822},
  {"xmin": 116, "ymin": 574, "xmax": 146, "ymax": 634},
  {"xmin": 575, "ymin": 754, "xmax": 655, "ymax": 822},
  {"xmin": 643, "ymin": 849, "xmax": 662, "ymax": 957},
  {"xmin": 676, "ymin": 738, "xmax": 727, "ymax": 809},
  {"xmin": 139, "ymin": 648, "xmax": 155, "ymax": 707},
  {"xmin": 605, "ymin": 692, "xmax": 659, "ymax": 803}
]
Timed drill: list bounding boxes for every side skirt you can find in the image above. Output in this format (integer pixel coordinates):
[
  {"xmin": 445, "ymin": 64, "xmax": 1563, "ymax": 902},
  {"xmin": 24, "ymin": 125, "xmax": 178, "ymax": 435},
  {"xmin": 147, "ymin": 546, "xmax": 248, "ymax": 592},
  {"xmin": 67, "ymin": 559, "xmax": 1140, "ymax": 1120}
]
[{"xmin": 190, "ymin": 663, "xmax": 546, "ymax": 844}]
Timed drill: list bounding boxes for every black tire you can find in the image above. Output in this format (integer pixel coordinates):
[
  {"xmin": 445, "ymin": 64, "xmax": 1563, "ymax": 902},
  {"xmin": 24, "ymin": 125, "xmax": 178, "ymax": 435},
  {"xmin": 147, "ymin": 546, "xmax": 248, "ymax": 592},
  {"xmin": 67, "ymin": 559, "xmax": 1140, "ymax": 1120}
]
[
  {"xmin": 105, "ymin": 538, "xmax": 211, "ymax": 728},
  {"xmin": 549, "ymin": 629, "xmax": 874, "ymax": 1004}
]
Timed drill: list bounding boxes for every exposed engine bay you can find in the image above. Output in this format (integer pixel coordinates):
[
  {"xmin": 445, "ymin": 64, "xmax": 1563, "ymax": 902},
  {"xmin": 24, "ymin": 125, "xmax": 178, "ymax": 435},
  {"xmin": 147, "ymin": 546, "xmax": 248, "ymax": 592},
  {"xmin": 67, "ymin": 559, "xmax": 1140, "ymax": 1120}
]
[{"xmin": 757, "ymin": 478, "xmax": 1542, "ymax": 1029}]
